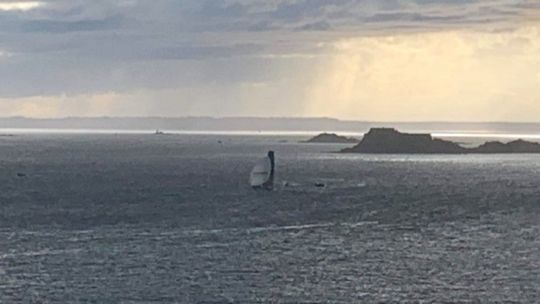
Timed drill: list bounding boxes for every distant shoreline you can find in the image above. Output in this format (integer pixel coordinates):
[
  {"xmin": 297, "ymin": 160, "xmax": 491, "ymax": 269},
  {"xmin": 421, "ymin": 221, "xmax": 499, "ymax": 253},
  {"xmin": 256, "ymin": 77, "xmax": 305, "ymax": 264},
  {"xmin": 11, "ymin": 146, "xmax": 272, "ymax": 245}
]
[
  {"xmin": 2, "ymin": 128, "xmax": 540, "ymax": 140},
  {"xmin": 1, "ymin": 117, "xmax": 540, "ymax": 135}
]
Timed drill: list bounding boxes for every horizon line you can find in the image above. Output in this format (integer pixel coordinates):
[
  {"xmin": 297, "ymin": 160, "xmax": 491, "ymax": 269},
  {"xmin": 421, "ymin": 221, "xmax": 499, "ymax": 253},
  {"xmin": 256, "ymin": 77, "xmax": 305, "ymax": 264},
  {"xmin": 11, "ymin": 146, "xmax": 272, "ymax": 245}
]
[
  {"xmin": 1, "ymin": 128, "xmax": 540, "ymax": 139},
  {"xmin": 1, "ymin": 116, "xmax": 540, "ymax": 125}
]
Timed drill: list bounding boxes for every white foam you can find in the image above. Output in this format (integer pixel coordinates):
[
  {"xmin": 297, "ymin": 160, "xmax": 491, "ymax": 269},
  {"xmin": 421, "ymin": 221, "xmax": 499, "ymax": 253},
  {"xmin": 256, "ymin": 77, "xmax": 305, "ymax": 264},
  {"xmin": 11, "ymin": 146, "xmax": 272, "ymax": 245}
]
[
  {"xmin": 0, "ymin": 248, "xmax": 83, "ymax": 260},
  {"xmin": 182, "ymin": 221, "xmax": 379, "ymax": 236}
]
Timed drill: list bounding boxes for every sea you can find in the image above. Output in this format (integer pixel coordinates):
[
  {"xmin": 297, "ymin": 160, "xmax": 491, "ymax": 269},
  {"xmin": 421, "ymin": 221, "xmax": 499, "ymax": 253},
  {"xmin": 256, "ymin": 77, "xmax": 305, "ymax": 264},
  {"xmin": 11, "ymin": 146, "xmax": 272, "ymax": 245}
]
[{"xmin": 0, "ymin": 130, "xmax": 539, "ymax": 303}]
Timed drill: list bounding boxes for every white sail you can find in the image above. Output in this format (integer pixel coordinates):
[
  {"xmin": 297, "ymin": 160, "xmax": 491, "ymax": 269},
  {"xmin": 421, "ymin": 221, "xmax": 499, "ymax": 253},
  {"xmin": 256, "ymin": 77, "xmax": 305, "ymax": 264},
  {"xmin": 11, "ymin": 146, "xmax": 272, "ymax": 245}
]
[{"xmin": 250, "ymin": 156, "xmax": 272, "ymax": 187}]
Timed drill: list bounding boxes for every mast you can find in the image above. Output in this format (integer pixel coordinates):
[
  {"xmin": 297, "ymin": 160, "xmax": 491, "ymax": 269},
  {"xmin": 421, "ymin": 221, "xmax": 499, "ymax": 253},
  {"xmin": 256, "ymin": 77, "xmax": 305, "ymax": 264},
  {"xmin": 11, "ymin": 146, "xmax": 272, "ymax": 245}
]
[{"xmin": 264, "ymin": 151, "xmax": 275, "ymax": 190}]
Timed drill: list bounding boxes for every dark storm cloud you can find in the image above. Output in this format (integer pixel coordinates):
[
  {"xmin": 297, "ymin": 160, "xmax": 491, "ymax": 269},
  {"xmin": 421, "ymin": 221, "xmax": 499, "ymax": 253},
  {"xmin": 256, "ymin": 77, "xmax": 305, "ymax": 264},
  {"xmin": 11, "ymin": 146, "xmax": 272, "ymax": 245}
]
[{"xmin": 0, "ymin": 0, "xmax": 538, "ymax": 98}]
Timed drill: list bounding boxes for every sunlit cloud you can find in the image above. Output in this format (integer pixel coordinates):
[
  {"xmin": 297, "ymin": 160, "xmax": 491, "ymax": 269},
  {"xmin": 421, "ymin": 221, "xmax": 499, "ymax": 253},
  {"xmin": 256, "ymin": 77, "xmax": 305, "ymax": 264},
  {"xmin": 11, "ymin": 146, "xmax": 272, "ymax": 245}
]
[
  {"xmin": 304, "ymin": 26, "xmax": 540, "ymax": 122},
  {"xmin": 0, "ymin": 92, "xmax": 133, "ymax": 118},
  {"xmin": 0, "ymin": 50, "xmax": 13, "ymax": 60},
  {"xmin": 0, "ymin": 1, "xmax": 43, "ymax": 11}
]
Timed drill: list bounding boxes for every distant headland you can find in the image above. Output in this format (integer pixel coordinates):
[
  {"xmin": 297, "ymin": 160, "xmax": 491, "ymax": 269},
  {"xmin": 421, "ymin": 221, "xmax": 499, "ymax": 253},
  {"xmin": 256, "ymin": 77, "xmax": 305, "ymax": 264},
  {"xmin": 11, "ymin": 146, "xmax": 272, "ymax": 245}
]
[
  {"xmin": 341, "ymin": 128, "xmax": 540, "ymax": 154},
  {"xmin": 303, "ymin": 133, "xmax": 359, "ymax": 144},
  {"xmin": 2, "ymin": 117, "xmax": 540, "ymax": 134}
]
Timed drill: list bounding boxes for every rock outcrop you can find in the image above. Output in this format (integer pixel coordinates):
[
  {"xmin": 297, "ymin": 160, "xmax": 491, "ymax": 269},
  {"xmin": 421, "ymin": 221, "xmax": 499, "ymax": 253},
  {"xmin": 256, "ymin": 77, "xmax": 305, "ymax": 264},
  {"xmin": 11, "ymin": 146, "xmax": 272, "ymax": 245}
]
[
  {"xmin": 341, "ymin": 128, "xmax": 540, "ymax": 154},
  {"xmin": 473, "ymin": 139, "xmax": 540, "ymax": 153},
  {"xmin": 304, "ymin": 133, "xmax": 360, "ymax": 144}
]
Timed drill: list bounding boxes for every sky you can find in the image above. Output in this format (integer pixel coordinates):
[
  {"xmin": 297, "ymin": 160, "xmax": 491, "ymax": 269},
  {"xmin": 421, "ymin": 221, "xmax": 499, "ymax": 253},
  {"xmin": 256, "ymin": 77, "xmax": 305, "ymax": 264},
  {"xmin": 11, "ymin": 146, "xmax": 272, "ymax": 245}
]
[{"xmin": 0, "ymin": 0, "xmax": 539, "ymax": 121}]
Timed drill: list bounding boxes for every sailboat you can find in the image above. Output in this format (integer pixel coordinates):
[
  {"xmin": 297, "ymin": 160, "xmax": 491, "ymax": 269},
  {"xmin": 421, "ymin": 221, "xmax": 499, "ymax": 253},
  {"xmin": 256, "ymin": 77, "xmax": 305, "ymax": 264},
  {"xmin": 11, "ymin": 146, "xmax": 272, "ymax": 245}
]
[{"xmin": 250, "ymin": 151, "xmax": 275, "ymax": 190}]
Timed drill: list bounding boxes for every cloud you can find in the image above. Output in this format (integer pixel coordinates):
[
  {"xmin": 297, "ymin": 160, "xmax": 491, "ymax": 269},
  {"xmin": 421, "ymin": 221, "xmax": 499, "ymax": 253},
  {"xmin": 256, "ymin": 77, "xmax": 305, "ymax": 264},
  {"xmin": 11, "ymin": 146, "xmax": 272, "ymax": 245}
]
[
  {"xmin": 303, "ymin": 26, "xmax": 540, "ymax": 121},
  {"xmin": 20, "ymin": 15, "xmax": 124, "ymax": 33},
  {"xmin": 295, "ymin": 21, "xmax": 331, "ymax": 31},
  {"xmin": 0, "ymin": 1, "xmax": 43, "ymax": 11},
  {"xmin": 0, "ymin": 0, "xmax": 539, "ymax": 120}
]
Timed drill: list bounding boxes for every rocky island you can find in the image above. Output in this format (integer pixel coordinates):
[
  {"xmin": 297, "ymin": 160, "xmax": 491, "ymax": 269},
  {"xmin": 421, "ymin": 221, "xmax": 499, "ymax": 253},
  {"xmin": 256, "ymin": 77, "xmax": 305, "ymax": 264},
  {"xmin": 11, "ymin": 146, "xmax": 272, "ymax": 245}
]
[
  {"xmin": 303, "ymin": 133, "xmax": 360, "ymax": 144},
  {"xmin": 341, "ymin": 128, "xmax": 540, "ymax": 154}
]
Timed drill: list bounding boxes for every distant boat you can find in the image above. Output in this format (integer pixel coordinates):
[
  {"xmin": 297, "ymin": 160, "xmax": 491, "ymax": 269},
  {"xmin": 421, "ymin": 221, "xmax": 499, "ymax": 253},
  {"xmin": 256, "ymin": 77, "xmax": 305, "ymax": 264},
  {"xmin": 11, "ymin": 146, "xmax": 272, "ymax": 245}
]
[
  {"xmin": 155, "ymin": 129, "xmax": 165, "ymax": 135},
  {"xmin": 250, "ymin": 151, "xmax": 275, "ymax": 190}
]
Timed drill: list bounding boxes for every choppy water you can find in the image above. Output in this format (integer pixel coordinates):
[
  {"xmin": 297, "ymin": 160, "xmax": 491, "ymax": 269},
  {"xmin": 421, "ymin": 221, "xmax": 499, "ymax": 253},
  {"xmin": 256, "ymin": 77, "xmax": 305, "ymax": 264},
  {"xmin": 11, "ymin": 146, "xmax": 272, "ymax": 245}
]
[{"xmin": 0, "ymin": 134, "xmax": 539, "ymax": 303}]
